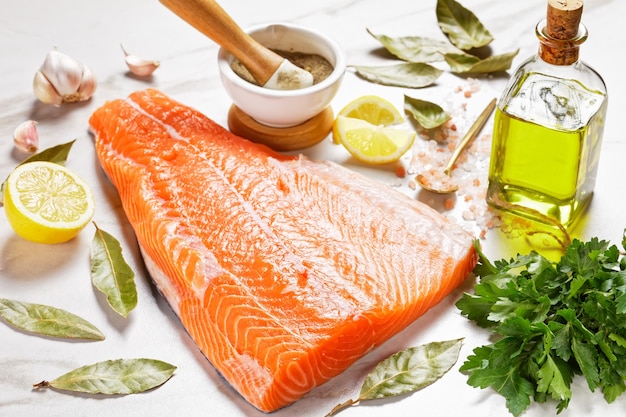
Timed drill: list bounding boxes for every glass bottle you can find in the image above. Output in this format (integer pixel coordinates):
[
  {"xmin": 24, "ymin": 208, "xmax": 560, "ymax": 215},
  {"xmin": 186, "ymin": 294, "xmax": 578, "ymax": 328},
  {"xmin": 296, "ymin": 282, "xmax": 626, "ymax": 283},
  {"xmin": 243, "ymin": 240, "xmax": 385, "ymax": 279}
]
[{"xmin": 487, "ymin": 1, "xmax": 607, "ymax": 236}]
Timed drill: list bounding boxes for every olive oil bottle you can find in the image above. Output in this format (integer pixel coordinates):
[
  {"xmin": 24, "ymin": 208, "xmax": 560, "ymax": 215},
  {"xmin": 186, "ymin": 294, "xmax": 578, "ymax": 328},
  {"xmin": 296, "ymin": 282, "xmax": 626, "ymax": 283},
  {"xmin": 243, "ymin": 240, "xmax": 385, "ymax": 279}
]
[{"xmin": 487, "ymin": 0, "xmax": 607, "ymax": 233}]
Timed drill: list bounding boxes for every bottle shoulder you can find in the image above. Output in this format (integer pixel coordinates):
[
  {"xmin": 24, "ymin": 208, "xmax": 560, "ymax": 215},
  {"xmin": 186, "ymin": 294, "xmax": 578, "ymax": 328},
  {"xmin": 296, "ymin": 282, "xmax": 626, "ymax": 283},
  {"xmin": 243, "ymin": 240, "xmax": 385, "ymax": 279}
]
[
  {"xmin": 509, "ymin": 54, "xmax": 607, "ymax": 94},
  {"xmin": 499, "ymin": 54, "xmax": 607, "ymax": 131}
]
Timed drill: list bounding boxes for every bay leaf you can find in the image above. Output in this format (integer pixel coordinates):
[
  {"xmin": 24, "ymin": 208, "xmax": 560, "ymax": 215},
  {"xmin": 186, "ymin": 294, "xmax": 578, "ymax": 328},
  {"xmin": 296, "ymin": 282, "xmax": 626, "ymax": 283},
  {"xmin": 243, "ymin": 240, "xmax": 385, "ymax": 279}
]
[
  {"xmin": 352, "ymin": 63, "xmax": 443, "ymax": 88},
  {"xmin": 359, "ymin": 338, "xmax": 463, "ymax": 400},
  {"xmin": 445, "ymin": 49, "xmax": 519, "ymax": 74},
  {"xmin": 33, "ymin": 358, "xmax": 176, "ymax": 395},
  {"xmin": 325, "ymin": 338, "xmax": 464, "ymax": 416},
  {"xmin": 404, "ymin": 95, "xmax": 451, "ymax": 129},
  {"xmin": 436, "ymin": 0, "xmax": 493, "ymax": 50},
  {"xmin": 0, "ymin": 298, "xmax": 105, "ymax": 341},
  {"xmin": 19, "ymin": 139, "xmax": 76, "ymax": 166},
  {"xmin": 91, "ymin": 223, "xmax": 137, "ymax": 318},
  {"xmin": 367, "ymin": 29, "xmax": 462, "ymax": 63}
]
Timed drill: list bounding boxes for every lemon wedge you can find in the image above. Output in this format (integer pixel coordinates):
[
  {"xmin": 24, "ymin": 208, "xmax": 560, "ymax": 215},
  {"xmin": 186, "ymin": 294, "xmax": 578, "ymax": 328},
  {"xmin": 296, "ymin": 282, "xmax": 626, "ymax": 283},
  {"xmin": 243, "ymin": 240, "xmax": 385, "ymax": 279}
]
[
  {"xmin": 336, "ymin": 95, "xmax": 404, "ymax": 126},
  {"xmin": 4, "ymin": 161, "xmax": 95, "ymax": 244},
  {"xmin": 333, "ymin": 115, "xmax": 416, "ymax": 164}
]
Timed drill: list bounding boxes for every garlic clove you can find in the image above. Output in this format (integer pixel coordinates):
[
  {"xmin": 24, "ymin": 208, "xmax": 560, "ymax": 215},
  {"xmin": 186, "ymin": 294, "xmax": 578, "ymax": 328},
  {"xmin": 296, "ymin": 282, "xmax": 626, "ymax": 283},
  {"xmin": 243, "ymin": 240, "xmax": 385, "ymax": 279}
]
[
  {"xmin": 33, "ymin": 48, "xmax": 97, "ymax": 105},
  {"xmin": 77, "ymin": 65, "xmax": 97, "ymax": 102},
  {"xmin": 40, "ymin": 49, "xmax": 84, "ymax": 96},
  {"xmin": 121, "ymin": 44, "xmax": 160, "ymax": 77},
  {"xmin": 14, "ymin": 120, "xmax": 39, "ymax": 154},
  {"xmin": 32, "ymin": 70, "xmax": 63, "ymax": 105}
]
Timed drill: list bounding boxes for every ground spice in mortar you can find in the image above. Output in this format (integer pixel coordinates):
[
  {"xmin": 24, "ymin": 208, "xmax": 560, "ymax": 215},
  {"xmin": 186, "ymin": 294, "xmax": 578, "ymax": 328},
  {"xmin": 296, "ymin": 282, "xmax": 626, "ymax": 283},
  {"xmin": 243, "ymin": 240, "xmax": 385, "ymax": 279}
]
[{"xmin": 230, "ymin": 49, "xmax": 333, "ymax": 86}]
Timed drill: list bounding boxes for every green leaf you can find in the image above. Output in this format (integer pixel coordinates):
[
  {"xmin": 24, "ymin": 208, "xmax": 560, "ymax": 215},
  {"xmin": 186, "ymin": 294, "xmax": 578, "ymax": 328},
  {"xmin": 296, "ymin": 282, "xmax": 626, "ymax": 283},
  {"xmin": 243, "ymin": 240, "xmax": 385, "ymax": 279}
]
[
  {"xmin": 571, "ymin": 337, "xmax": 600, "ymax": 391},
  {"xmin": 456, "ymin": 293, "xmax": 495, "ymax": 328},
  {"xmin": 608, "ymin": 332, "xmax": 626, "ymax": 348},
  {"xmin": 472, "ymin": 239, "xmax": 498, "ymax": 276},
  {"xmin": 536, "ymin": 354, "xmax": 572, "ymax": 403},
  {"xmin": 18, "ymin": 140, "xmax": 76, "ymax": 166},
  {"xmin": 436, "ymin": 0, "xmax": 493, "ymax": 50},
  {"xmin": 403, "ymin": 96, "xmax": 450, "ymax": 129},
  {"xmin": 603, "ymin": 382, "xmax": 626, "ymax": 404},
  {"xmin": 352, "ymin": 63, "xmax": 443, "ymax": 88},
  {"xmin": 0, "ymin": 298, "xmax": 105, "ymax": 341},
  {"xmin": 616, "ymin": 293, "xmax": 626, "ymax": 314},
  {"xmin": 367, "ymin": 29, "xmax": 463, "ymax": 63},
  {"xmin": 444, "ymin": 50, "xmax": 519, "ymax": 74},
  {"xmin": 467, "ymin": 365, "xmax": 534, "ymax": 417},
  {"xmin": 359, "ymin": 338, "xmax": 462, "ymax": 400},
  {"xmin": 90, "ymin": 223, "xmax": 137, "ymax": 318},
  {"xmin": 459, "ymin": 234, "xmax": 626, "ymax": 415},
  {"xmin": 33, "ymin": 358, "xmax": 176, "ymax": 395},
  {"xmin": 551, "ymin": 321, "xmax": 573, "ymax": 361}
]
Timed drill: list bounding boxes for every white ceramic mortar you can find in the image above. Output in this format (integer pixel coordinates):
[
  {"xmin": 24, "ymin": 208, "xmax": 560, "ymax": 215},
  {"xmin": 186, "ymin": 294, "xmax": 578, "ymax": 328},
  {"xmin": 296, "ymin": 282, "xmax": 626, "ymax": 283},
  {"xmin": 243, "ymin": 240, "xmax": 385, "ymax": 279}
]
[{"xmin": 218, "ymin": 23, "xmax": 346, "ymax": 128}]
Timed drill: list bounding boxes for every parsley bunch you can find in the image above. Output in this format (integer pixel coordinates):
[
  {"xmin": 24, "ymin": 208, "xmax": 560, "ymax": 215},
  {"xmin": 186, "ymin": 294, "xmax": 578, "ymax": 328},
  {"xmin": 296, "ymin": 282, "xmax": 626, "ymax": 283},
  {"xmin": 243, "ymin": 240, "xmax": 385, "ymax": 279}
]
[{"xmin": 457, "ymin": 236, "xmax": 626, "ymax": 416}]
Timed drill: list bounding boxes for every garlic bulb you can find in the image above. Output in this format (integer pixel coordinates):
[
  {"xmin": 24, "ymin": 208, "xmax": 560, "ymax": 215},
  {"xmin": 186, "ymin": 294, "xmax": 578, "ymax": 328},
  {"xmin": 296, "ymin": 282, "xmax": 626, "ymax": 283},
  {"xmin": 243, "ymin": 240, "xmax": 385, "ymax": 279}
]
[
  {"xmin": 33, "ymin": 49, "xmax": 97, "ymax": 105},
  {"xmin": 121, "ymin": 44, "xmax": 160, "ymax": 77},
  {"xmin": 13, "ymin": 120, "xmax": 39, "ymax": 154}
]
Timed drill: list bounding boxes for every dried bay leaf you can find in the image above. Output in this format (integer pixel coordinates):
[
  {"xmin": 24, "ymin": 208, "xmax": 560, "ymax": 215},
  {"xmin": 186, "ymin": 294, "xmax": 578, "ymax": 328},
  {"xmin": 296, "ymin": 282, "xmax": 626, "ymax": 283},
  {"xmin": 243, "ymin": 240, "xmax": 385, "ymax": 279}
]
[
  {"xmin": 325, "ymin": 338, "xmax": 463, "ymax": 416},
  {"xmin": 360, "ymin": 338, "xmax": 463, "ymax": 399},
  {"xmin": 355, "ymin": 2, "xmax": 519, "ymax": 91},
  {"xmin": 33, "ymin": 358, "xmax": 176, "ymax": 395},
  {"xmin": 436, "ymin": 0, "xmax": 493, "ymax": 50},
  {"xmin": 404, "ymin": 95, "xmax": 451, "ymax": 129},
  {"xmin": 445, "ymin": 49, "xmax": 519, "ymax": 74},
  {"xmin": 0, "ymin": 298, "xmax": 105, "ymax": 341},
  {"xmin": 352, "ymin": 63, "xmax": 443, "ymax": 88},
  {"xmin": 91, "ymin": 223, "xmax": 137, "ymax": 318},
  {"xmin": 18, "ymin": 139, "xmax": 76, "ymax": 166},
  {"xmin": 367, "ymin": 29, "xmax": 463, "ymax": 63}
]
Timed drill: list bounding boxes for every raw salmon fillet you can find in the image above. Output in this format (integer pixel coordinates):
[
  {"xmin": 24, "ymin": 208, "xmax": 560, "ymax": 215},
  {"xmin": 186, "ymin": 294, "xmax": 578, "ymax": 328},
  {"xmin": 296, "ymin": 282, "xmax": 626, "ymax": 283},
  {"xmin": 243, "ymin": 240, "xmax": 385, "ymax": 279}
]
[{"xmin": 89, "ymin": 89, "xmax": 477, "ymax": 412}]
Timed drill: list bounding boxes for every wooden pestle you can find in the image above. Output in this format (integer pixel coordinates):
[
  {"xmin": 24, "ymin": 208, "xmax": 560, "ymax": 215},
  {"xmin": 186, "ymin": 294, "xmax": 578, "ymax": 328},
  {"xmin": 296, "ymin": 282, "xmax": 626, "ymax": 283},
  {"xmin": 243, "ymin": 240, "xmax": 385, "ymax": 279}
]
[{"xmin": 160, "ymin": 0, "xmax": 313, "ymax": 89}]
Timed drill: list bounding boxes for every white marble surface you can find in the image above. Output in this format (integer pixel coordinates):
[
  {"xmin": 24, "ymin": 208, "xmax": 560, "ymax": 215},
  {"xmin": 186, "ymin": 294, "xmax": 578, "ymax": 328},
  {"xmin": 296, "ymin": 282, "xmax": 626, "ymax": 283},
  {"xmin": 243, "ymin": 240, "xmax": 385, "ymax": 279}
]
[{"xmin": 1, "ymin": 0, "xmax": 625, "ymax": 416}]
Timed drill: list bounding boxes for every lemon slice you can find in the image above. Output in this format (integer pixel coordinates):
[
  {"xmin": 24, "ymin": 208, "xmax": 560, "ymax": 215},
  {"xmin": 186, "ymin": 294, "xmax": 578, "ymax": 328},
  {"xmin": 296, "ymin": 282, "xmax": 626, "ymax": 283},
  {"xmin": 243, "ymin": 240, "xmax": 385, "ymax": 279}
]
[
  {"xmin": 336, "ymin": 95, "xmax": 404, "ymax": 126},
  {"xmin": 333, "ymin": 115, "xmax": 416, "ymax": 164},
  {"xmin": 4, "ymin": 161, "xmax": 95, "ymax": 244}
]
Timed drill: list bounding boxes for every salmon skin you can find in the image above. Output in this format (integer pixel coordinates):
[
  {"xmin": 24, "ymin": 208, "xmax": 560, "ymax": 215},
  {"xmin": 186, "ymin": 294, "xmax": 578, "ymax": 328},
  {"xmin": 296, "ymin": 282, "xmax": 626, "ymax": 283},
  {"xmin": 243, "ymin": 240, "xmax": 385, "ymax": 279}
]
[{"xmin": 89, "ymin": 89, "xmax": 477, "ymax": 412}]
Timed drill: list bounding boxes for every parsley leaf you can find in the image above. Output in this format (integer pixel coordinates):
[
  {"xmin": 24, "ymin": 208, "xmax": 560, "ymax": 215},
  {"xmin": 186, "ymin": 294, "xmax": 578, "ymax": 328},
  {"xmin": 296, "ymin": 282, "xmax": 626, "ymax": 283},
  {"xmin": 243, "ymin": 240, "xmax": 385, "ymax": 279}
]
[{"xmin": 457, "ymin": 235, "xmax": 626, "ymax": 416}]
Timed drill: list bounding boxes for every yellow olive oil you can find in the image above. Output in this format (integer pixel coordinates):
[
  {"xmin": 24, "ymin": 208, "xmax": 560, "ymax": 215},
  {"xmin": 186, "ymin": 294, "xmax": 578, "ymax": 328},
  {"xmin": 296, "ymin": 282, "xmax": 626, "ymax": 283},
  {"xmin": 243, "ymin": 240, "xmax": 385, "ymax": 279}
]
[
  {"xmin": 487, "ymin": 3, "xmax": 608, "ymax": 237},
  {"xmin": 488, "ymin": 102, "xmax": 605, "ymax": 227},
  {"xmin": 488, "ymin": 71, "xmax": 607, "ymax": 229}
]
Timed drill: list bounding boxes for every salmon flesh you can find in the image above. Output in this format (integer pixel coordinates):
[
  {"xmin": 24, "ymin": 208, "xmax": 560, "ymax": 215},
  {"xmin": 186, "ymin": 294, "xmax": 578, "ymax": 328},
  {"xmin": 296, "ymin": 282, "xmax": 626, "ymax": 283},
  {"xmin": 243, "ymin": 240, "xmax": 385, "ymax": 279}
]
[{"xmin": 89, "ymin": 89, "xmax": 477, "ymax": 412}]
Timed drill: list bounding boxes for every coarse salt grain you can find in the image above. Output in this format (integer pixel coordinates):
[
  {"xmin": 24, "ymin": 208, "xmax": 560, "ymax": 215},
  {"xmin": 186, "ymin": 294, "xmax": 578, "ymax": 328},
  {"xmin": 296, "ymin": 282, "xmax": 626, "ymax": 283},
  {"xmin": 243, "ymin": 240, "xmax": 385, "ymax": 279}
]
[{"xmin": 406, "ymin": 79, "xmax": 499, "ymax": 238}]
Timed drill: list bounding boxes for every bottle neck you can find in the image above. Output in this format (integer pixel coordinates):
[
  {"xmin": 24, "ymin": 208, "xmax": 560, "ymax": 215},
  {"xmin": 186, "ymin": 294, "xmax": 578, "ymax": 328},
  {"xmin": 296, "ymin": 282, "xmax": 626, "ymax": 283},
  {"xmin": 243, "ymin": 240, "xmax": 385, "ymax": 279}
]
[{"xmin": 537, "ymin": 19, "xmax": 588, "ymax": 66}]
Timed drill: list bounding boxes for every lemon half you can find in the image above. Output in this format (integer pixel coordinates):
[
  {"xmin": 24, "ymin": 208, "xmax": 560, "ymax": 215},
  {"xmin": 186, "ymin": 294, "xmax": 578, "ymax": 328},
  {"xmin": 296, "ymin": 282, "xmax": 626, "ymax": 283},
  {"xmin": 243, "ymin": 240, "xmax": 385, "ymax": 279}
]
[
  {"xmin": 333, "ymin": 115, "xmax": 416, "ymax": 164},
  {"xmin": 336, "ymin": 95, "xmax": 404, "ymax": 126},
  {"xmin": 4, "ymin": 161, "xmax": 95, "ymax": 244}
]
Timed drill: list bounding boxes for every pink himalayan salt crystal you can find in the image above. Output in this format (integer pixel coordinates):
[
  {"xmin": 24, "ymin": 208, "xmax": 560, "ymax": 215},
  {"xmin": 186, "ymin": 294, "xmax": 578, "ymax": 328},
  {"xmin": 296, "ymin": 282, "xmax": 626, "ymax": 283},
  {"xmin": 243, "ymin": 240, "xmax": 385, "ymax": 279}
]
[{"xmin": 406, "ymin": 79, "xmax": 499, "ymax": 238}]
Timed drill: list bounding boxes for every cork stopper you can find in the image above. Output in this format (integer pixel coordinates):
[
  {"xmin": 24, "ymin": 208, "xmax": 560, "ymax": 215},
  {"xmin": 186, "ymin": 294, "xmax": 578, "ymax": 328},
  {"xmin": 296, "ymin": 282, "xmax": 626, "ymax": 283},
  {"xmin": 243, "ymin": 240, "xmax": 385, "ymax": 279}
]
[
  {"xmin": 547, "ymin": 0, "xmax": 583, "ymax": 39},
  {"xmin": 539, "ymin": 0, "xmax": 585, "ymax": 65}
]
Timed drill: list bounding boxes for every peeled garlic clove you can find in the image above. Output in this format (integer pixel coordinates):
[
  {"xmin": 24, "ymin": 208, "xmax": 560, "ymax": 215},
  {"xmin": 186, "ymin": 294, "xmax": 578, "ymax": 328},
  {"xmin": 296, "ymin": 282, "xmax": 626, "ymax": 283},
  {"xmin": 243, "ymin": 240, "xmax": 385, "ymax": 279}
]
[
  {"xmin": 121, "ymin": 44, "xmax": 160, "ymax": 77},
  {"xmin": 14, "ymin": 120, "xmax": 39, "ymax": 154},
  {"xmin": 33, "ymin": 48, "xmax": 97, "ymax": 105}
]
